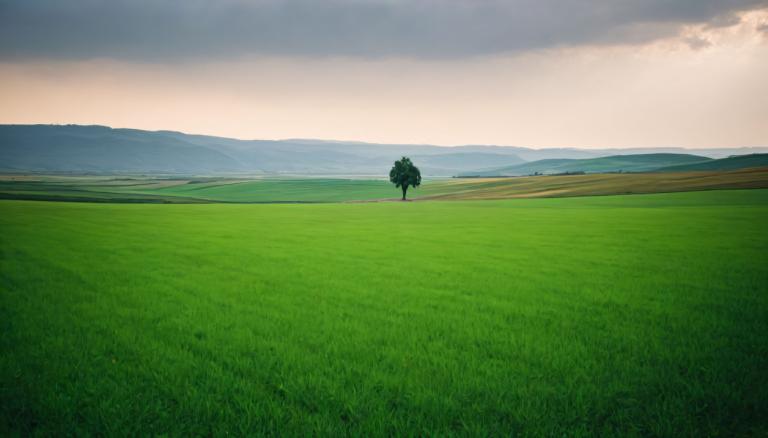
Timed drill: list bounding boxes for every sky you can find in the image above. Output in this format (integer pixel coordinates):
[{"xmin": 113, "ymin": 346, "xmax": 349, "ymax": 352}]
[{"xmin": 1, "ymin": 0, "xmax": 767, "ymax": 148}]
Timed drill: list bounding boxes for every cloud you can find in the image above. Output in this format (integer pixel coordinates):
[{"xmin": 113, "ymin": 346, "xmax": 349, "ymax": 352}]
[
  {"xmin": 683, "ymin": 36, "xmax": 712, "ymax": 50},
  {"xmin": 0, "ymin": 0, "xmax": 766, "ymax": 60}
]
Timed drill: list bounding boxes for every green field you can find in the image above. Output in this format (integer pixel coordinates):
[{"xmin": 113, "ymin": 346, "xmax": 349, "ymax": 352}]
[
  {"xmin": 134, "ymin": 178, "xmax": 455, "ymax": 202},
  {"xmin": 0, "ymin": 177, "xmax": 455, "ymax": 203},
  {"xmin": 461, "ymin": 153, "xmax": 714, "ymax": 176},
  {"xmin": 2, "ymin": 166, "xmax": 768, "ymax": 203},
  {"xmin": 656, "ymin": 153, "xmax": 768, "ymax": 172},
  {"xmin": 2, "ymin": 190, "xmax": 767, "ymax": 435}
]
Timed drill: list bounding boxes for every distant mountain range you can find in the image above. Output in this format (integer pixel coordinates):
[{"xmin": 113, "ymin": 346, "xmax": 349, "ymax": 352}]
[{"xmin": 1, "ymin": 124, "xmax": 767, "ymax": 176}]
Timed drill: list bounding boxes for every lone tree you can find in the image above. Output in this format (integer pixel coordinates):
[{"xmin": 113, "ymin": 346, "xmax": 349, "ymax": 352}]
[{"xmin": 389, "ymin": 156, "xmax": 421, "ymax": 200}]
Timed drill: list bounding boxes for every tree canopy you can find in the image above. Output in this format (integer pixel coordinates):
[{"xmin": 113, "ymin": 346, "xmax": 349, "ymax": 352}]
[{"xmin": 389, "ymin": 156, "xmax": 421, "ymax": 200}]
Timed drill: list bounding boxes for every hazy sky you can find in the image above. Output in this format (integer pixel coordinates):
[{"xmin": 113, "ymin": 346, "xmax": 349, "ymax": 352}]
[{"xmin": 1, "ymin": 0, "xmax": 767, "ymax": 148}]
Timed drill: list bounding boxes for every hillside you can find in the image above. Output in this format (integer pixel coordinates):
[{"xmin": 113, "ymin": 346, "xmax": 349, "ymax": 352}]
[
  {"xmin": 461, "ymin": 153, "xmax": 712, "ymax": 176},
  {"xmin": 0, "ymin": 125, "xmax": 525, "ymax": 176},
  {"xmin": 0, "ymin": 124, "xmax": 241, "ymax": 173},
  {"xmin": 2, "ymin": 167, "xmax": 767, "ymax": 203},
  {"xmin": 3, "ymin": 124, "xmax": 767, "ymax": 176},
  {"xmin": 411, "ymin": 152, "xmax": 524, "ymax": 170},
  {"xmin": 654, "ymin": 153, "xmax": 768, "ymax": 172},
  {"xmin": 430, "ymin": 168, "xmax": 768, "ymax": 200}
]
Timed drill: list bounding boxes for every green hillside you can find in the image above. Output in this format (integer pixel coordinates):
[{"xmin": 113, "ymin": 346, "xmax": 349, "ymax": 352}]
[
  {"xmin": 463, "ymin": 153, "xmax": 712, "ymax": 176},
  {"xmin": 134, "ymin": 178, "xmax": 453, "ymax": 202},
  {"xmin": 3, "ymin": 167, "xmax": 768, "ymax": 202},
  {"xmin": 2, "ymin": 190, "xmax": 767, "ymax": 435},
  {"xmin": 655, "ymin": 153, "xmax": 768, "ymax": 172}
]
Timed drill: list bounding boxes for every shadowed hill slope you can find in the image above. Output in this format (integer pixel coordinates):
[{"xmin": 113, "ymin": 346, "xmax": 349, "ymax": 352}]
[
  {"xmin": 654, "ymin": 153, "xmax": 768, "ymax": 172},
  {"xmin": 461, "ymin": 153, "xmax": 713, "ymax": 176}
]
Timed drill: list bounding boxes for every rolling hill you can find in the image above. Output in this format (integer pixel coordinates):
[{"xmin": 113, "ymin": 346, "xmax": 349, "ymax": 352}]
[
  {"xmin": 3, "ymin": 124, "xmax": 767, "ymax": 176},
  {"xmin": 0, "ymin": 125, "xmax": 525, "ymax": 176},
  {"xmin": 460, "ymin": 153, "xmax": 713, "ymax": 176},
  {"xmin": 2, "ymin": 167, "xmax": 767, "ymax": 203},
  {"xmin": 654, "ymin": 153, "xmax": 768, "ymax": 172}
]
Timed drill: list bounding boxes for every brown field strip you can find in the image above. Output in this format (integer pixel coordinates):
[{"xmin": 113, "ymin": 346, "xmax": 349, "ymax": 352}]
[{"xmin": 420, "ymin": 167, "xmax": 768, "ymax": 200}]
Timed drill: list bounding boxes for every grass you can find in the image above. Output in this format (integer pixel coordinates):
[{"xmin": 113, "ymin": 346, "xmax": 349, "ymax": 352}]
[
  {"xmin": 0, "ymin": 177, "xmax": 458, "ymax": 203},
  {"xmin": 428, "ymin": 167, "xmax": 768, "ymax": 200},
  {"xmin": 2, "ymin": 167, "xmax": 768, "ymax": 203},
  {"xmin": 133, "ymin": 178, "xmax": 449, "ymax": 202},
  {"xmin": 656, "ymin": 153, "xmax": 768, "ymax": 172},
  {"xmin": 1, "ymin": 189, "xmax": 767, "ymax": 435},
  {"xmin": 463, "ymin": 153, "xmax": 712, "ymax": 176}
]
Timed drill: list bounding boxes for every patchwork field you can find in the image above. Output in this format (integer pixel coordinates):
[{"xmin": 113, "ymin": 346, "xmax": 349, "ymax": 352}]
[
  {"xmin": 2, "ymin": 166, "xmax": 767, "ymax": 203},
  {"xmin": 2, "ymin": 190, "xmax": 767, "ymax": 435}
]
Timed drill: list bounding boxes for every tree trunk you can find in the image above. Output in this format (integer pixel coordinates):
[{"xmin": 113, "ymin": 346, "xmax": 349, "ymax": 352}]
[{"xmin": 402, "ymin": 186, "xmax": 408, "ymax": 201}]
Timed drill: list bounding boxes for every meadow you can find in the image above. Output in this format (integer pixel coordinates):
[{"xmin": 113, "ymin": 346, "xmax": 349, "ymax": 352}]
[
  {"xmin": 1, "ymin": 166, "xmax": 768, "ymax": 203},
  {"xmin": 1, "ymin": 189, "xmax": 767, "ymax": 435}
]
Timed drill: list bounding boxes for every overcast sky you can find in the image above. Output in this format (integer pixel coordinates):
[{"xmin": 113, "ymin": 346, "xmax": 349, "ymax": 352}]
[{"xmin": 1, "ymin": 0, "xmax": 767, "ymax": 147}]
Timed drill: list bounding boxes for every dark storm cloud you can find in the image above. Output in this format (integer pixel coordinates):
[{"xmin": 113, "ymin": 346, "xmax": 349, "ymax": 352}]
[{"xmin": 0, "ymin": 0, "xmax": 766, "ymax": 60}]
